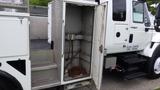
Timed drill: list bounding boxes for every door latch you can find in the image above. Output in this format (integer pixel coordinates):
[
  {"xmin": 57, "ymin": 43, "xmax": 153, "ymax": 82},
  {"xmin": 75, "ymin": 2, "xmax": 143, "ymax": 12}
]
[
  {"xmin": 99, "ymin": 45, "xmax": 103, "ymax": 53},
  {"xmin": 129, "ymin": 34, "xmax": 133, "ymax": 43},
  {"xmin": 130, "ymin": 26, "xmax": 138, "ymax": 29},
  {"xmin": 18, "ymin": 17, "xmax": 24, "ymax": 24}
]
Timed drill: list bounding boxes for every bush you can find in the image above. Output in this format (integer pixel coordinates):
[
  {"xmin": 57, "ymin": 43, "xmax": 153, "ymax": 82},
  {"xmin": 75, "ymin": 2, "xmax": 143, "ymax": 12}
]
[{"xmin": 30, "ymin": 0, "xmax": 52, "ymax": 6}]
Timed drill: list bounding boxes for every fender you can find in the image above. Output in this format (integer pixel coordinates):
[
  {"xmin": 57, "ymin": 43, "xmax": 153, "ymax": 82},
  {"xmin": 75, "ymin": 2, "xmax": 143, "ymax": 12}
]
[
  {"xmin": 142, "ymin": 42, "xmax": 160, "ymax": 57},
  {"xmin": 152, "ymin": 33, "xmax": 160, "ymax": 43},
  {"xmin": 141, "ymin": 32, "xmax": 160, "ymax": 57}
]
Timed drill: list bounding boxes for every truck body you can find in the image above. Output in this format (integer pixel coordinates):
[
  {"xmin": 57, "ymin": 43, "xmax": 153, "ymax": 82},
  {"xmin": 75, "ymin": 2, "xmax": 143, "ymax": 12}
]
[
  {"xmin": 0, "ymin": 0, "xmax": 31, "ymax": 90},
  {"xmin": 48, "ymin": 0, "xmax": 160, "ymax": 89},
  {"xmin": 0, "ymin": 0, "xmax": 160, "ymax": 90}
]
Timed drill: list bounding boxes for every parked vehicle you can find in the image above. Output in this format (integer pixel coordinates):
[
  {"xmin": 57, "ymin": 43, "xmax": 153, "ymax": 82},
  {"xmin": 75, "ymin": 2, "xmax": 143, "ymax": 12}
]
[
  {"xmin": 49, "ymin": 0, "xmax": 160, "ymax": 90},
  {"xmin": 1, "ymin": 0, "xmax": 160, "ymax": 90},
  {"xmin": 0, "ymin": 0, "xmax": 31, "ymax": 90}
]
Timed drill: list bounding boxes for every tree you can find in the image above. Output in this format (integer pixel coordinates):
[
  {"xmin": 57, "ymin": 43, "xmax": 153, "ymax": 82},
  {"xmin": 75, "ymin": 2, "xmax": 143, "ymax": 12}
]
[
  {"xmin": 146, "ymin": 0, "xmax": 160, "ymax": 15},
  {"xmin": 30, "ymin": 0, "xmax": 52, "ymax": 6}
]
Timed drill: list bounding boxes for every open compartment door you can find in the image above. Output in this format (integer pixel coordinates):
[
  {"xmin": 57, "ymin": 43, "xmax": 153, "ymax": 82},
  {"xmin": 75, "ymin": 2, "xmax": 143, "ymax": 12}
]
[{"xmin": 91, "ymin": 3, "xmax": 107, "ymax": 90}]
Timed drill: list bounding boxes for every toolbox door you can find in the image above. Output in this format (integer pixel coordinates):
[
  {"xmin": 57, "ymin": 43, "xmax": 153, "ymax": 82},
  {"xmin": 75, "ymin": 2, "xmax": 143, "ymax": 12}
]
[{"xmin": 91, "ymin": 3, "xmax": 107, "ymax": 90}]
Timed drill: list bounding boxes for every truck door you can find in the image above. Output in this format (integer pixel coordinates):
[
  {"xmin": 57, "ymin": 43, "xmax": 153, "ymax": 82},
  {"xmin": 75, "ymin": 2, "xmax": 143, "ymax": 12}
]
[
  {"xmin": 112, "ymin": 0, "xmax": 129, "ymax": 52},
  {"xmin": 128, "ymin": 1, "xmax": 152, "ymax": 51},
  {"xmin": 91, "ymin": 3, "xmax": 107, "ymax": 90}
]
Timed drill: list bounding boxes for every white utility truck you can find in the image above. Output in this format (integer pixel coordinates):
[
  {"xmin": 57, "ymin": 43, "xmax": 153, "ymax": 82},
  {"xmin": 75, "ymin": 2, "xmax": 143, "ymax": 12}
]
[
  {"xmin": 0, "ymin": 0, "xmax": 160, "ymax": 90},
  {"xmin": 0, "ymin": 0, "xmax": 31, "ymax": 90},
  {"xmin": 49, "ymin": 0, "xmax": 160, "ymax": 89}
]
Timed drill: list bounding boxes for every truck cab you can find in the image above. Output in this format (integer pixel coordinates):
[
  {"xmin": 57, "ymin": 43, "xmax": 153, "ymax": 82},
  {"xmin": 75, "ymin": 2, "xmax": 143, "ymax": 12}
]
[
  {"xmin": 104, "ymin": 0, "xmax": 160, "ymax": 81},
  {"xmin": 105, "ymin": 0, "xmax": 153, "ymax": 54}
]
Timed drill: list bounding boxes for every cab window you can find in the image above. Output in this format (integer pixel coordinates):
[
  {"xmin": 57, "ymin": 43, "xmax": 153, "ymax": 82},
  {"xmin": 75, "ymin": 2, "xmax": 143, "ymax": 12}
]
[
  {"xmin": 113, "ymin": 0, "xmax": 126, "ymax": 21},
  {"xmin": 133, "ymin": 2, "xmax": 144, "ymax": 23}
]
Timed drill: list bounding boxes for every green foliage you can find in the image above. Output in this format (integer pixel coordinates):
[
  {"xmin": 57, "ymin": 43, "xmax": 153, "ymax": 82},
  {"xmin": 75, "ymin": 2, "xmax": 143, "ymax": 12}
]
[
  {"xmin": 29, "ymin": 0, "xmax": 158, "ymax": 13},
  {"xmin": 155, "ymin": 88, "xmax": 160, "ymax": 90},
  {"xmin": 30, "ymin": 0, "xmax": 52, "ymax": 6},
  {"xmin": 146, "ymin": 0, "xmax": 160, "ymax": 15}
]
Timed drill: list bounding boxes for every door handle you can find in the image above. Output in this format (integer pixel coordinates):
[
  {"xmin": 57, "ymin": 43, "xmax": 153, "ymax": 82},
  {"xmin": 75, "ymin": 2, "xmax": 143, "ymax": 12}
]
[
  {"xmin": 129, "ymin": 34, "xmax": 133, "ymax": 43},
  {"xmin": 130, "ymin": 26, "xmax": 138, "ymax": 29},
  {"xmin": 51, "ymin": 41, "xmax": 54, "ymax": 49}
]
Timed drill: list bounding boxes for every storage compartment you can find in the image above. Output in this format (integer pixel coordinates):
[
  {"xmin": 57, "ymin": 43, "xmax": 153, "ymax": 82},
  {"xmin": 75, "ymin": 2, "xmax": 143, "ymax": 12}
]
[
  {"xmin": 63, "ymin": 3, "xmax": 95, "ymax": 81},
  {"xmin": 30, "ymin": 39, "xmax": 54, "ymax": 70},
  {"xmin": 30, "ymin": 16, "xmax": 60, "ymax": 89},
  {"xmin": 32, "ymin": 68, "xmax": 60, "ymax": 89}
]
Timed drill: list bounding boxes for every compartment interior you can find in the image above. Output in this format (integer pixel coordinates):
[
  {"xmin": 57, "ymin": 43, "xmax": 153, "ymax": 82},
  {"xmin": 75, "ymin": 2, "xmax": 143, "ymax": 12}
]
[
  {"xmin": 29, "ymin": 15, "xmax": 60, "ymax": 88},
  {"xmin": 64, "ymin": 3, "xmax": 95, "ymax": 81},
  {"xmin": 30, "ymin": 21, "xmax": 54, "ymax": 69}
]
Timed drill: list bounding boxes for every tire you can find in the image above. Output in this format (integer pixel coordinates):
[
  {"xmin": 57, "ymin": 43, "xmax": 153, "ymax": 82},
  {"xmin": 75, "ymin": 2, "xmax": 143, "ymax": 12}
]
[
  {"xmin": 0, "ymin": 76, "xmax": 23, "ymax": 90},
  {"xmin": 0, "ymin": 71, "xmax": 23, "ymax": 90},
  {"xmin": 148, "ymin": 45, "xmax": 160, "ymax": 79}
]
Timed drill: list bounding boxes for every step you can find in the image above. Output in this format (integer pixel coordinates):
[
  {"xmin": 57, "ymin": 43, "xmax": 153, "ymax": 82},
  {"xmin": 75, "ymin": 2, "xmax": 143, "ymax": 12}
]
[
  {"xmin": 124, "ymin": 72, "xmax": 147, "ymax": 80},
  {"xmin": 126, "ymin": 66, "xmax": 139, "ymax": 72},
  {"xmin": 30, "ymin": 50, "xmax": 54, "ymax": 63},
  {"xmin": 32, "ymin": 64, "xmax": 57, "ymax": 71},
  {"xmin": 123, "ymin": 58, "xmax": 146, "ymax": 65},
  {"xmin": 31, "ymin": 50, "xmax": 56, "ymax": 71},
  {"xmin": 30, "ymin": 39, "xmax": 51, "ymax": 50},
  {"xmin": 32, "ymin": 68, "xmax": 60, "ymax": 90},
  {"xmin": 64, "ymin": 81, "xmax": 91, "ymax": 90}
]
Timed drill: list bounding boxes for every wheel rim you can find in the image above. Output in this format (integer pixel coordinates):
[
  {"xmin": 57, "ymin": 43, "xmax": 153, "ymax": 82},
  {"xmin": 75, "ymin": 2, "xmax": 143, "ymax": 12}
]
[{"xmin": 154, "ymin": 57, "xmax": 160, "ymax": 74}]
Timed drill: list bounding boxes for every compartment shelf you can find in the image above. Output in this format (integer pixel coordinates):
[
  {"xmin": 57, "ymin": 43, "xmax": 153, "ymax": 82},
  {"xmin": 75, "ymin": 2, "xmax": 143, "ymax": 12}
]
[
  {"xmin": 31, "ymin": 49, "xmax": 55, "ymax": 69},
  {"xmin": 32, "ymin": 68, "xmax": 60, "ymax": 90}
]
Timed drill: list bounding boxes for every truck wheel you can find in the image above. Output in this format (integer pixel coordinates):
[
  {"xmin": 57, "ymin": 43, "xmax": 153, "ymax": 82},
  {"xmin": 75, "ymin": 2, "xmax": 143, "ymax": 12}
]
[
  {"xmin": 148, "ymin": 45, "xmax": 160, "ymax": 79},
  {"xmin": 0, "ymin": 71, "xmax": 23, "ymax": 90},
  {"xmin": 0, "ymin": 77, "xmax": 22, "ymax": 90}
]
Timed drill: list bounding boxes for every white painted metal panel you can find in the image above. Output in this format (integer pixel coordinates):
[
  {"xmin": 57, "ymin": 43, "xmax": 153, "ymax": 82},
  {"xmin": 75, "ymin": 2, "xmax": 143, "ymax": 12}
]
[
  {"xmin": 48, "ymin": 3, "xmax": 52, "ymax": 44},
  {"xmin": 112, "ymin": 24, "xmax": 129, "ymax": 52},
  {"xmin": 152, "ymin": 32, "xmax": 160, "ymax": 42},
  {"xmin": 0, "ymin": 58, "xmax": 31, "ymax": 90},
  {"xmin": 91, "ymin": 3, "xmax": 107, "ymax": 90},
  {"xmin": 99, "ymin": 0, "xmax": 107, "ymax": 4},
  {"xmin": 0, "ymin": 17, "xmax": 29, "ymax": 57},
  {"xmin": 64, "ymin": 0, "xmax": 98, "ymax": 6}
]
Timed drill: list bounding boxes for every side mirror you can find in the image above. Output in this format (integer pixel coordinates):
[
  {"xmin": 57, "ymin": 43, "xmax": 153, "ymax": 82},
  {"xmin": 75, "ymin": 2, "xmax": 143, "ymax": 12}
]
[
  {"xmin": 154, "ymin": 4, "xmax": 160, "ymax": 32},
  {"xmin": 154, "ymin": 19, "xmax": 160, "ymax": 32}
]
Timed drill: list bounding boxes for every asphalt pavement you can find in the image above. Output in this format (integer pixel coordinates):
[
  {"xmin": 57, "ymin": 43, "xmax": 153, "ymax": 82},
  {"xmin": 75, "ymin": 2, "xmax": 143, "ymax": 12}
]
[{"xmin": 101, "ymin": 70, "xmax": 160, "ymax": 90}]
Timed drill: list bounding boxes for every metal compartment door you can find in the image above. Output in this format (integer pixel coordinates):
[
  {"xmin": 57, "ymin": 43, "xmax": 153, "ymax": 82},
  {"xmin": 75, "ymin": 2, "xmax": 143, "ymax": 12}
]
[
  {"xmin": 0, "ymin": 17, "xmax": 29, "ymax": 57},
  {"xmin": 51, "ymin": 0, "xmax": 63, "ymax": 83},
  {"xmin": 91, "ymin": 3, "xmax": 107, "ymax": 90}
]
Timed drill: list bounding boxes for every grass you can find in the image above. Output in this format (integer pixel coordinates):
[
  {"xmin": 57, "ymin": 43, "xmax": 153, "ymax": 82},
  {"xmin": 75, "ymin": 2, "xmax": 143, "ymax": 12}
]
[{"xmin": 155, "ymin": 88, "xmax": 160, "ymax": 90}]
